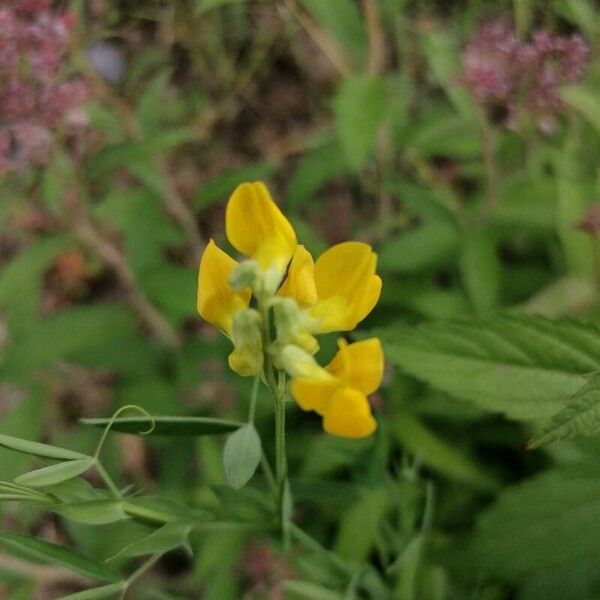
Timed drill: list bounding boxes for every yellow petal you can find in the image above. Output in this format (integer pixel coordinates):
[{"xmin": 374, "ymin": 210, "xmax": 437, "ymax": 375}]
[
  {"xmin": 225, "ymin": 181, "xmax": 296, "ymax": 274},
  {"xmin": 278, "ymin": 245, "xmax": 318, "ymax": 307},
  {"xmin": 197, "ymin": 240, "xmax": 251, "ymax": 335},
  {"xmin": 326, "ymin": 338, "xmax": 384, "ymax": 395},
  {"xmin": 310, "ymin": 242, "xmax": 381, "ymax": 332},
  {"xmin": 291, "ymin": 377, "xmax": 339, "ymax": 416},
  {"xmin": 322, "ymin": 387, "xmax": 377, "ymax": 438}
]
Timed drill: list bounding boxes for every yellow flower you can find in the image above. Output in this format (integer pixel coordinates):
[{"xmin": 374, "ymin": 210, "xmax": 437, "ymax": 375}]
[
  {"xmin": 197, "ymin": 240, "xmax": 251, "ymax": 336},
  {"xmin": 280, "ymin": 242, "xmax": 382, "ymax": 333},
  {"xmin": 225, "ymin": 181, "xmax": 297, "ymax": 278},
  {"xmin": 290, "ymin": 338, "xmax": 383, "ymax": 438}
]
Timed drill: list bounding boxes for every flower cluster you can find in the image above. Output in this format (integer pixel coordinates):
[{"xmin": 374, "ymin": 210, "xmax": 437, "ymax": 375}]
[
  {"xmin": 197, "ymin": 182, "xmax": 383, "ymax": 438},
  {"xmin": 0, "ymin": 1, "xmax": 89, "ymax": 174},
  {"xmin": 461, "ymin": 21, "xmax": 589, "ymax": 130}
]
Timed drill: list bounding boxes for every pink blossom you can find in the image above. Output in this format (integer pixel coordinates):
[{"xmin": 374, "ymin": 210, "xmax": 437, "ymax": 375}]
[
  {"xmin": 0, "ymin": 2, "xmax": 89, "ymax": 174},
  {"xmin": 461, "ymin": 21, "xmax": 590, "ymax": 130}
]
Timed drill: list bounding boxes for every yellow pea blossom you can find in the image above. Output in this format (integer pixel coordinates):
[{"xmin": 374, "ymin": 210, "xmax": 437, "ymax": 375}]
[
  {"xmin": 196, "ymin": 181, "xmax": 384, "ymax": 438},
  {"xmin": 197, "ymin": 240, "xmax": 251, "ymax": 336},
  {"xmin": 288, "ymin": 338, "xmax": 383, "ymax": 437},
  {"xmin": 226, "ymin": 181, "xmax": 296, "ymax": 281},
  {"xmin": 279, "ymin": 242, "xmax": 382, "ymax": 333}
]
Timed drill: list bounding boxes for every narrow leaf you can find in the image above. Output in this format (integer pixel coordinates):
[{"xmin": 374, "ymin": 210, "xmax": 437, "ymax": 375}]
[
  {"xmin": 223, "ymin": 423, "xmax": 262, "ymax": 490},
  {"xmin": 528, "ymin": 373, "xmax": 600, "ymax": 449},
  {"xmin": 81, "ymin": 416, "xmax": 242, "ymax": 436},
  {"xmin": 15, "ymin": 457, "xmax": 95, "ymax": 488},
  {"xmin": 110, "ymin": 522, "xmax": 192, "ymax": 560},
  {"xmin": 0, "ymin": 433, "xmax": 88, "ymax": 461},
  {"xmin": 0, "ymin": 530, "xmax": 120, "ymax": 582},
  {"xmin": 50, "ymin": 500, "xmax": 129, "ymax": 525},
  {"xmin": 57, "ymin": 582, "xmax": 127, "ymax": 600}
]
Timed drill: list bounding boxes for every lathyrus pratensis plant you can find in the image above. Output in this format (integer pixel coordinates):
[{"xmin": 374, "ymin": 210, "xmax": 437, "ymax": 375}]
[
  {"xmin": 0, "ymin": 182, "xmax": 384, "ymax": 598},
  {"xmin": 197, "ymin": 181, "xmax": 384, "ymax": 518}
]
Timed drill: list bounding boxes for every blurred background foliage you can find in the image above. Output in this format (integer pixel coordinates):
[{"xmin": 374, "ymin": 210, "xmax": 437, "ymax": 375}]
[{"xmin": 1, "ymin": 0, "xmax": 600, "ymax": 598}]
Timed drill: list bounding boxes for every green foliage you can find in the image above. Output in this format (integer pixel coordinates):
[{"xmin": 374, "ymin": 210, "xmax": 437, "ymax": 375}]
[
  {"xmin": 382, "ymin": 316, "xmax": 600, "ymax": 420},
  {"xmin": 222, "ymin": 423, "xmax": 262, "ymax": 489},
  {"xmin": 1, "ymin": 0, "xmax": 600, "ymax": 597},
  {"xmin": 0, "ymin": 530, "xmax": 120, "ymax": 582}
]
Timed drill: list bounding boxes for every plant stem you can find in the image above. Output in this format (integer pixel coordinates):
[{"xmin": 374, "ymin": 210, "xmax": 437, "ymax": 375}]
[
  {"xmin": 95, "ymin": 462, "xmax": 122, "ymax": 499},
  {"xmin": 274, "ymin": 370, "xmax": 288, "ymax": 492}
]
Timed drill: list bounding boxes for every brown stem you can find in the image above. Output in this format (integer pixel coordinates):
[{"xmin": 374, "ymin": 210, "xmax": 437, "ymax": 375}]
[
  {"xmin": 281, "ymin": 0, "xmax": 353, "ymax": 77},
  {"xmin": 64, "ymin": 188, "xmax": 181, "ymax": 349},
  {"xmin": 476, "ymin": 104, "xmax": 499, "ymax": 226},
  {"xmin": 362, "ymin": 0, "xmax": 386, "ymax": 76}
]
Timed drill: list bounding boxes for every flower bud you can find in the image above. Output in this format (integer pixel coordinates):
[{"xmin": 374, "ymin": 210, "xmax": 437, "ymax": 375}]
[
  {"xmin": 275, "ymin": 344, "xmax": 329, "ymax": 379},
  {"xmin": 272, "ymin": 297, "xmax": 319, "ymax": 354},
  {"xmin": 229, "ymin": 260, "xmax": 261, "ymax": 292},
  {"xmin": 228, "ymin": 308, "xmax": 264, "ymax": 377}
]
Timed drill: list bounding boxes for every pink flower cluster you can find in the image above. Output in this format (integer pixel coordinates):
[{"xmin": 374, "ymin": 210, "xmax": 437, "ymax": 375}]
[
  {"xmin": 461, "ymin": 21, "xmax": 589, "ymax": 131},
  {"xmin": 0, "ymin": 1, "xmax": 90, "ymax": 174}
]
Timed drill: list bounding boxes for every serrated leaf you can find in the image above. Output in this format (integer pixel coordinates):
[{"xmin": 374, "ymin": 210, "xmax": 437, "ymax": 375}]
[
  {"xmin": 466, "ymin": 463, "xmax": 600, "ymax": 578},
  {"xmin": 223, "ymin": 423, "xmax": 262, "ymax": 489},
  {"xmin": 57, "ymin": 582, "xmax": 127, "ymax": 600},
  {"xmin": 81, "ymin": 416, "xmax": 242, "ymax": 436},
  {"xmin": 381, "ymin": 316, "xmax": 600, "ymax": 420},
  {"xmin": 0, "ymin": 530, "xmax": 120, "ymax": 582},
  {"xmin": 0, "ymin": 434, "xmax": 88, "ymax": 461},
  {"xmin": 528, "ymin": 373, "xmax": 600, "ymax": 449},
  {"xmin": 15, "ymin": 457, "xmax": 95, "ymax": 488},
  {"xmin": 111, "ymin": 522, "xmax": 192, "ymax": 560}
]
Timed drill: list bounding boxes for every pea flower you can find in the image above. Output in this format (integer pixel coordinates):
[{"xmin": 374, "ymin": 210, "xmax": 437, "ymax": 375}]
[
  {"xmin": 280, "ymin": 338, "xmax": 383, "ymax": 438},
  {"xmin": 196, "ymin": 181, "xmax": 384, "ymax": 438}
]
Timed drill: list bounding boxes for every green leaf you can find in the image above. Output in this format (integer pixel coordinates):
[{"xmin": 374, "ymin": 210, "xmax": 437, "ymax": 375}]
[
  {"xmin": 0, "ymin": 434, "xmax": 88, "ymax": 461},
  {"xmin": 286, "ymin": 140, "xmax": 348, "ymax": 209},
  {"xmin": 0, "ymin": 236, "xmax": 69, "ymax": 334},
  {"xmin": 334, "ymin": 487, "xmax": 390, "ymax": 562},
  {"xmin": 283, "ymin": 580, "xmax": 344, "ymax": 600},
  {"xmin": 194, "ymin": 162, "xmax": 278, "ymax": 210},
  {"xmin": 86, "ymin": 129, "xmax": 195, "ymax": 179},
  {"xmin": 111, "ymin": 522, "xmax": 192, "ymax": 559},
  {"xmin": 0, "ymin": 530, "xmax": 120, "ymax": 582},
  {"xmin": 333, "ymin": 75, "xmax": 386, "ymax": 170},
  {"xmin": 459, "ymin": 230, "xmax": 501, "ymax": 313},
  {"xmin": 222, "ymin": 423, "xmax": 262, "ymax": 490},
  {"xmin": 81, "ymin": 416, "xmax": 243, "ymax": 436},
  {"xmin": 378, "ymin": 221, "xmax": 459, "ymax": 273},
  {"xmin": 123, "ymin": 496, "xmax": 198, "ymax": 526},
  {"xmin": 392, "ymin": 408, "xmax": 497, "ymax": 490},
  {"xmin": 420, "ymin": 30, "xmax": 473, "ymax": 117},
  {"xmin": 57, "ymin": 582, "xmax": 127, "ymax": 600},
  {"xmin": 15, "ymin": 457, "xmax": 95, "ymax": 488},
  {"xmin": 297, "ymin": 0, "xmax": 367, "ymax": 68},
  {"xmin": 50, "ymin": 500, "xmax": 129, "ymax": 525},
  {"xmin": 528, "ymin": 373, "xmax": 600, "ymax": 449},
  {"xmin": 562, "ymin": 85, "xmax": 600, "ymax": 132},
  {"xmin": 381, "ymin": 316, "xmax": 600, "ymax": 420},
  {"xmin": 466, "ymin": 463, "xmax": 600, "ymax": 578},
  {"xmin": 0, "ymin": 304, "xmax": 154, "ymax": 382}
]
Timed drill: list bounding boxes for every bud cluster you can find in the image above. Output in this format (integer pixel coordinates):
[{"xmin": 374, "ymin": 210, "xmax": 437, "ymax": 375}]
[
  {"xmin": 461, "ymin": 21, "xmax": 590, "ymax": 131},
  {"xmin": 0, "ymin": 1, "xmax": 90, "ymax": 174}
]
